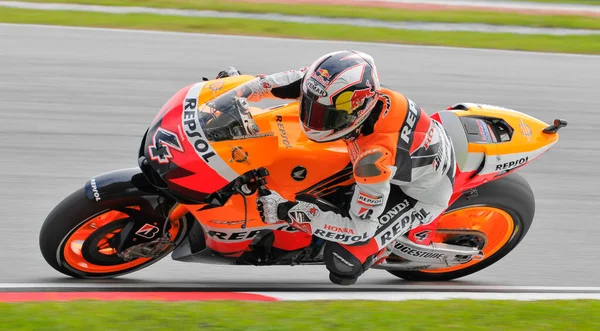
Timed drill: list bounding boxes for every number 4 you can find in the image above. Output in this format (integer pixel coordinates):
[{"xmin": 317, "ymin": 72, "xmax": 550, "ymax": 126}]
[{"xmin": 148, "ymin": 128, "xmax": 184, "ymax": 164}]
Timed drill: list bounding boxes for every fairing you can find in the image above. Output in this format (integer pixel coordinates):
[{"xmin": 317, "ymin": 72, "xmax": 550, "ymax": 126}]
[
  {"xmin": 142, "ymin": 77, "xmax": 561, "ymax": 264},
  {"xmin": 141, "ymin": 75, "xmax": 278, "ymax": 203}
]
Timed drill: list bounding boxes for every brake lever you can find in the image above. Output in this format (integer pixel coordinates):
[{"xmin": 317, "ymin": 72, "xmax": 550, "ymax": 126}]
[{"xmin": 234, "ymin": 168, "xmax": 271, "ymax": 229}]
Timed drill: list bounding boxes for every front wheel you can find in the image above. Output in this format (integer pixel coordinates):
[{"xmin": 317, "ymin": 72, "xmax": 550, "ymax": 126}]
[
  {"xmin": 39, "ymin": 188, "xmax": 188, "ymax": 278},
  {"xmin": 387, "ymin": 172, "xmax": 535, "ymax": 281}
]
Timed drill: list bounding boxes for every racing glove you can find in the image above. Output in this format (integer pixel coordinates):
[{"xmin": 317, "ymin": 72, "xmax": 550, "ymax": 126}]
[
  {"xmin": 257, "ymin": 191, "xmax": 322, "ymax": 234},
  {"xmin": 256, "ymin": 191, "xmax": 291, "ymax": 224}
]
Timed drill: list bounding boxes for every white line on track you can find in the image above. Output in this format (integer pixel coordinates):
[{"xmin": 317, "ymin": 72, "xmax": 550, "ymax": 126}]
[
  {"xmin": 3, "ymin": 284, "xmax": 600, "ymax": 301},
  {"xmin": 1, "ymin": 23, "xmax": 599, "ymax": 58},
  {"xmin": 2, "ymin": 283, "xmax": 600, "ymax": 292},
  {"xmin": 252, "ymin": 292, "xmax": 600, "ymax": 301}
]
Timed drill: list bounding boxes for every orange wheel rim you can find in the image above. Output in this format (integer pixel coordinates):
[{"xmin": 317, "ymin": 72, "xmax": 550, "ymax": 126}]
[
  {"xmin": 62, "ymin": 207, "xmax": 181, "ymax": 274},
  {"xmin": 422, "ymin": 206, "xmax": 515, "ymax": 274}
]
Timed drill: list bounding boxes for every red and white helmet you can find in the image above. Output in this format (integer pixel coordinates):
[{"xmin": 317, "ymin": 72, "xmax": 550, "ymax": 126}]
[{"xmin": 300, "ymin": 50, "xmax": 381, "ymax": 142}]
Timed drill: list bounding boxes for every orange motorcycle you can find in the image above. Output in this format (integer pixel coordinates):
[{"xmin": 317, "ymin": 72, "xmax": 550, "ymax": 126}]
[{"xmin": 39, "ymin": 75, "xmax": 566, "ymax": 282}]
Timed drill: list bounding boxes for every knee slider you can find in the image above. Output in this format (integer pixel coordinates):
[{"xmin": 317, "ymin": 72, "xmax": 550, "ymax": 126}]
[{"xmin": 324, "ymin": 242, "xmax": 364, "ymax": 284}]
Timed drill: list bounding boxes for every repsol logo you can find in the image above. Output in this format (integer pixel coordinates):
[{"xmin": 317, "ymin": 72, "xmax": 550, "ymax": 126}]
[
  {"xmin": 377, "ymin": 207, "xmax": 432, "ymax": 247},
  {"xmin": 90, "ymin": 178, "xmax": 101, "ymax": 201},
  {"xmin": 275, "ymin": 115, "xmax": 292, "ymax": 149},
  {"xmin": 400, "ymin": 99, "xmax": 419, "ymax": 145},
  {"xmin": 182, "ymin": 97, "xmax": 216, "ymax": 163},
  {"xmin": 358, "ymin": 194, "xmax": 383, "ymax": 206},
  {"xmin": 207, "ymin": 225, "xmax": 298, "ymax": 241},
  {"xmin": 496, "ymin": 156, "xmax": 528, "ymax": 171},
  {"xmin": 314, "ymin": 229, "xmax": 369, "ymax": 244},
  {"xmin": 393, "ymin": 242, "xmax": 446, "ymax": 260}
]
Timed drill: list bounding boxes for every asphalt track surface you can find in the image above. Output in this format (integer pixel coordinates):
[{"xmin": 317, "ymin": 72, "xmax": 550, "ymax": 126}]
[{"xmin": 0, "ymin": 24, "xmax": 599, "ymax": 290}]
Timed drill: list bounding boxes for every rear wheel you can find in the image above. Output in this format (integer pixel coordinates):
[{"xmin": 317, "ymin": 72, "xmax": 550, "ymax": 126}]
[
  {"xmin": 40, "ymin": 188, "xmax": 188, "ymax": 278},
  {"xmin": 387, "ymin": 173, "xmax": 535, "ymax": 281}
]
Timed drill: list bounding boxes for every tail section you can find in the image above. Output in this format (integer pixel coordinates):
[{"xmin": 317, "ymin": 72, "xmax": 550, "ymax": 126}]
[{"xmin": 433, "ymin": 103, "xmax": 566, "ymax": 192}]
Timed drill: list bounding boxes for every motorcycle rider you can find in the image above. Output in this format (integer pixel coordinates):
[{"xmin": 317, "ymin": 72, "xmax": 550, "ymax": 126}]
[{"xmin": 219, "ymin": 50, "xmax": 456, "ymax": 285}]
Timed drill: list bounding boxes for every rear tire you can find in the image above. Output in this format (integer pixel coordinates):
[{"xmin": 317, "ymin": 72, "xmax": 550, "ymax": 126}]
[
  {"xmin": 387, "ymin": 172, "xmax": 535, "ymax": 281},
  {"xmin": 39, "ymin": 188, "xmax": 187, "ymax": 278}
]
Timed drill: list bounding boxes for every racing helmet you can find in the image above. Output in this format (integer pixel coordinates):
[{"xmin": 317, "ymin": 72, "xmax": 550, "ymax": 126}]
[{"xmin": 300, "ymin": 50, "xmax": 381, "ymax": 142}]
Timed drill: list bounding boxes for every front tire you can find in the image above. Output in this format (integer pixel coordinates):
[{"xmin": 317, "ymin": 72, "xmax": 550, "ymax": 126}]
[
  {"xmin": 39, "ymin": 188, "xmax": 187, "ymax": 278},
  {"xmin": 388, "ymin": 172, "xmax": 535, "ymax": 281}
]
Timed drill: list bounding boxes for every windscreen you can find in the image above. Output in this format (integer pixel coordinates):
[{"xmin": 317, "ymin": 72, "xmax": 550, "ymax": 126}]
[{"xmin": 198, "ymin": 81, "xmax": 262, "ymax": 142}]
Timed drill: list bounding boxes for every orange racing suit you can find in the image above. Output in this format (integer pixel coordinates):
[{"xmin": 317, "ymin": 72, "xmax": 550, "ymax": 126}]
[{"xmin": 243, "ymin": 68, "xmax": 456, "ymax": 284}]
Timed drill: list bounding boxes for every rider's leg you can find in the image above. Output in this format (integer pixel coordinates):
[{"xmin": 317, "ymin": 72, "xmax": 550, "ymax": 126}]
[{"xmin": 323, "ymin": 184, "xmax": 450, "ymax": 285}]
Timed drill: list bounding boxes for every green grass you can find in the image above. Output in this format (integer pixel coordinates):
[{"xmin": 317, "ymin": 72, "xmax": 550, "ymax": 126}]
[
  {"xmin": 16, "ymin": 0, "xmax": 600, "ymax": 30},
  {"xmin": 2, "ymin": 7, "xmax": 600, "ymax": 54},
  {"xmin": 1, "ymin": 300, "xmax": 600, "ymax": 330}
]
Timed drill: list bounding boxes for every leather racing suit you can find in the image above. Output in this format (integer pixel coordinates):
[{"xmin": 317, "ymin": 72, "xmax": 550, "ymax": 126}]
[{"xmin": 242, "ymin": 68, "xmax": 456, "ymax": 284}]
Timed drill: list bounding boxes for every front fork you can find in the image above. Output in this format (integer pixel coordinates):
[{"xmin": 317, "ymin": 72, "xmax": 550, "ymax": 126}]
[
  {"xmin": 168, "ymin": 203, "xmax": 189, "ymax": 224},
  {"xmin": 117, "ymin": 201, "xmax": 189, "ymax": 260}
]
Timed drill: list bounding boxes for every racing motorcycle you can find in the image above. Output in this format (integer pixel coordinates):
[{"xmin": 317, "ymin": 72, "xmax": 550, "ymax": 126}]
[{"xmin": 39, "ymin": 74, "xmax": 567, "ymax": 282}]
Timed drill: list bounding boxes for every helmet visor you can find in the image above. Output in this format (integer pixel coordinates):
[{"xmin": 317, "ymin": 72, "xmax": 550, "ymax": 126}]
[{"xmin": 300, "ymin": 94, "xmax": 356, "ymax": 132}]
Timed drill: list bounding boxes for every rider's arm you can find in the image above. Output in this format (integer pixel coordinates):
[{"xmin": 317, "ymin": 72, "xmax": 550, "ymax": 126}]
[
  {"xmin": 286, "ymin": 146, "xmax": 396, "ymax": 245},
  {"xmin": 240, "ymin": 68, "xmax": 307, "ymax": 102}
]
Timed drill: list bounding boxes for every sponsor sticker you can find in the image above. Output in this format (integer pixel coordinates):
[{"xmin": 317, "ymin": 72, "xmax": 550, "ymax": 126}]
[
  {"xmin": 311, "ymin": 68, "xmax": 332, "ymax": 86},
  {"xmin": 476, "ymin": 120, "xmax": 492, "ymax": 142},
  {"xmin": 496, "ymin": 156, "xmax": 529, "ymax": 171},
  {"xmin": 314, "ymin": 229, "xmax": 369, "ymax": 244},
  {"xmin": 335, "ymin": 81, "xmax": 376, "ymax": 114},
  {"xmin": 393, "ymin": 242, "xmax": 446, "ymax": 260},
  {"xmin": 135, "ymin": 223, "xmax": 160, "ymax": 239},
  {"xmin": 90, "ymin": 178, "xmax": 101, "ymax": 202},
  {"xmin": 207, "ymin": 81, "xmax": 224, "ymax": 95},
  {"xmin": 323, "ymin": 224, "xmax": 355, "ymax": 235},
  {"xmin": 306, "ymin": 79, "xmax": 328, "ymax": 97},
  {"xmin": 275, "ymin": 115, "xmax": 293, "ymax": 149},
  {"xmin": 181, "ymin": 94, "xmax": 217, "ymax": 163},
  {"xmin": 291, "ymin": 166, "xmax": 307, "ymax": 181},
  {"xmin": 520, "ymin": 119, "xmax": 533, "ymax": 142},
  {"xmin": 229, "ymin": 146, "xmax": 249, "ymax": 164},
  {"xmin": 357, "ymin": 191, "xmax": 383, "ymax": 207},
  {"xmin": 400, "ymin": 99, "xmax": 420, "ymax": 145},
  {"xmin": 206, "ymin": 224, "xmax": 299, "ymax": 242}
]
